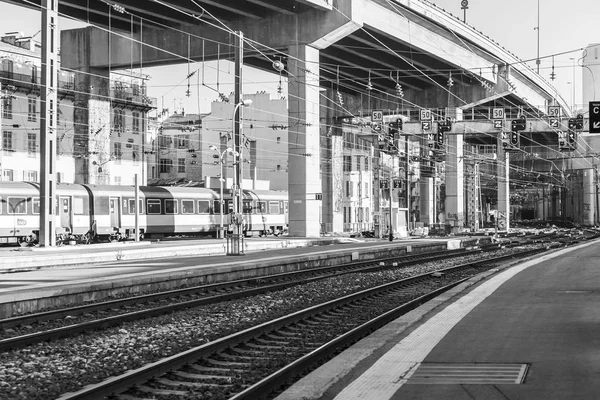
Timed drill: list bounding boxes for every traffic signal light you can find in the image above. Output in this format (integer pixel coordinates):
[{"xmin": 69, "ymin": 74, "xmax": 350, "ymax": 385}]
[
  {"xmin": 437, "ymin": 120, "xmax": 451, "ymax": 146},
  {"xmin": 510, "ymin": 131, "xmax": 520, "ymax": 146},
  {"xmin": 575, "ymin": 114, "xmax": 584, "ymax": 130},
  {"xmin": 568, "ymin": 130, "xmax": 577, "ymax": 145},
  {"xmin": 388, "ymin": 127, "xmax": 398, "ymax": 142},
  {"xmin": 568, "ymin": 119, "xmax": 576, "ymax": 130},
  {"xmin": 511, "ymin": 117, "xmax": 526, "ymax": 132},
  {"xmin": 393, "ymin": 179, "xmax": 402, "ymax": 189}
]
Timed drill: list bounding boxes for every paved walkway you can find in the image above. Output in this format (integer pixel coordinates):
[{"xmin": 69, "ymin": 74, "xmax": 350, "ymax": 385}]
[{"xmin": 276, "ymin": 239, "xmax": 600, "ymax": 400}]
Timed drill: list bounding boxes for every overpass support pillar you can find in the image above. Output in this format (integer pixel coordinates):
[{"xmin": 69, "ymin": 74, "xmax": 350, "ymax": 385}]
[
  {"xmin": 287, "ymin": 45, "xmax": 322, "ymax": 237},
  {"xmin": 583, "ymin": 168, "xmax": 595, "ymax": 226},
  {"xmin": 419, "ymin": 178, "xmax": 434, "ymax": 226},
  {"xmin": 445, "ymin": 132, "xmax": 464, "ymax": 232},
  {"xmin": 497, "ymin": 141, "xmax": 510, "ymax": 231},
  {"xmin": 62, "ymin": 28, "xmax": 112, "ymax": 185}
]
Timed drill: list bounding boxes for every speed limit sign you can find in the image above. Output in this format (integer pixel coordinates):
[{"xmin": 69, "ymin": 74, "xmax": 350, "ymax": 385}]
[
  {"xmin": 371, "ymin": 110, "xmax": 383, "ymax": 123},
  {"xmin": 419, "ymin": 109, "xmax": 432, "ymax": 121}
]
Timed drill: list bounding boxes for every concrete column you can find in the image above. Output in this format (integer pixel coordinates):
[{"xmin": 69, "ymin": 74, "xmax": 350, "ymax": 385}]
[
  {"xmin": 287, "ymin": 45, "xmax": 321, "ymax": 237},
  {"xmin": 583, "ymin": 169, "xmax": 595, "ymax": 226},
  {"xmin": 445, "ymin": 130, "xmax": 464, "ymax": 231},
  {"xmin": 497, "ymin": 141, "xmax": 510, "ymax": 231},
  {"xmin": 330, "ymin": 131, "xmax": 344, "ymax": 233},
  {"xmin": 420, "ymin": 178, "xmax": 434, "ymax": 225},
  {"xmin": 62, "ymin": 28, "xmax": 111, "ymax": 184}
]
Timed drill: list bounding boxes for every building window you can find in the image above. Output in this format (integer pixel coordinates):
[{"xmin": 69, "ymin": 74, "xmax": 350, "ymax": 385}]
[
  {"xmin": 365, "ymin": 182, "xmax": 368, "ymax": 197},
  {"xmin": 28, "ymin": 97, "xmax": 36, "ymax": 122},
  {"xmin": 3, "ymin": 131, "xmax": 13, "ymax": 152},
  {"xmin": 23, "ymin": 170, "xmax": 37, "ymax": 182},
  {"xmin": 343, "ymin": 155, "xmax": 352, "ymax": 172},
  {"xmin": 3, "ymin": 170, "xmax": 13, "ymax": 181},
  {"xmin": 356, "ymin": 156, "xmax": 361, "ymax": 171},
  {"xmin": 132, "ymin": 144, "xmax": 139, "ymax": 165},
  {"xmin": 364, "ymin": 157, "xmax": 369, "ymax": 171},
  {"xmin": 2, "ymin": 96, "xmax": 12, "ymax": 119},
  {"xmin": 178, "ymin": 158, "xmax": 185, "ymax": 173},
  {"xmin": 113, "ymin": 176, "xmax": 121, "ymax": 185},
  {"xmin": 158, "ymin": 135, "xmax": 171, "ymax": 149},
  {"xmin": 132, "ymin": 112, "xmax": 140, "ymax": 133},
  {"xmin": 113, "ymin": 142, "xmax": 122, "ymax": 164},
  {"xmin": 159, "ymin": 159, "xmax": 172, "ymax": 173},
  {"xmin": 176, "ymin": 135, "xmax": 187, "ymax": 149},
  {"xmin": 28, "ymin": 133, "xmax": 36, "ymax": 155},
  {"xmin": 346, "ymin": 181, "xmax": 353, "ymax": 197},
  {"xmin": 113, "ymin": 109, "xmax": 124, "ymax": 135}
]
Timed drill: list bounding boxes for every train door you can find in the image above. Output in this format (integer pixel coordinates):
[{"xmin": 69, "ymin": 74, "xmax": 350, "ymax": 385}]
[
  {"xmin": 109, "ymin": 197, "xmax": 121, "ymax": 228},
  {"xmin": 59, "ymin": 196, "xmax": 72, "ymax": 233}
]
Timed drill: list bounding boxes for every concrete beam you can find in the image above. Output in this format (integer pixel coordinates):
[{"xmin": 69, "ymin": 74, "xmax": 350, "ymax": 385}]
[
  {"xmin": 62, "ymin": 1, "xmax": 356, "ymax": 70},
  {"xmin": 359, "ymin": 0, "xmax": 495, "ymax": 83}
]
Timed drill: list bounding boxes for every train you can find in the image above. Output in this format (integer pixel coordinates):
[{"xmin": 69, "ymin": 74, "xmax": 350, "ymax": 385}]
[{"xmin": 0, "ymin": 181, "xmax": 289, "ymax": 245}]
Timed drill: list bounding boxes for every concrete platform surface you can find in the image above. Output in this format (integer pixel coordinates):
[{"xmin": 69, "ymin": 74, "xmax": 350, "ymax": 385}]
[{"xmin": 276, "ymin": 239, "xmax": 600, "ymax": 400}]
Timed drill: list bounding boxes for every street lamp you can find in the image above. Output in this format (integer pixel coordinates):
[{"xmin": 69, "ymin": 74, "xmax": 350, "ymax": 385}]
[
  {"xmin": 209, "ymin": 144, "xmax": 237, "ymax": 238},
  {"xmin": 231, "ymin": 98, "xmax": 252, "ymax": 255}
]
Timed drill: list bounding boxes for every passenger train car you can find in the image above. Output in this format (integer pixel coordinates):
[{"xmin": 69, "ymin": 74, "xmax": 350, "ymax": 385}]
[{"xmin": 0, "ymin": 182, "xmax": 288, "ymax": 244}]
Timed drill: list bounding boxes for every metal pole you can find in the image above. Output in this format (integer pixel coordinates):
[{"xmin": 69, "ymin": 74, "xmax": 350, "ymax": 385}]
[
  {"xmin": 220, "ymin": 154, "xmax": 224, "ymax": 238},
  {"xmin": 232, "ymin": 31, "xmax": 243, "ymax": 255},
  {"xmin": 134, "ymin": 174, "xmax": 139, "ymax": 242},
  {"xmin": 536, "ymin": 0, "xmax": 540, "ymax": 74},
  {"xmin": 40, "ymin": 0, "xmax": 58, "ymax": 247},
  {"xmin": 389, "ymin": 170, "xmax": 393, "ymax": 241},
  {"xmin": 405, "ymin": 134, "xmax": 410, "ymax": 230}
]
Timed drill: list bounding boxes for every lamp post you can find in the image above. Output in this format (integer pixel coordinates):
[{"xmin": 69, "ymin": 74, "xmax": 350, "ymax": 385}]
[
  {"xmin": 209, "ymin": 145, "xmax": 237, "ymax": 238},
  {"xmin": 231, "ymin": 98, "xmax": 252, "ymax": 255}
]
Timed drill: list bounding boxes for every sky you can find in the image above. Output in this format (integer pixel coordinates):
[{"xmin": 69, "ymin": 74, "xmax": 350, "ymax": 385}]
[{"xmin": 1, "ymin": 0, "xmax": 598, "ymax": 115}]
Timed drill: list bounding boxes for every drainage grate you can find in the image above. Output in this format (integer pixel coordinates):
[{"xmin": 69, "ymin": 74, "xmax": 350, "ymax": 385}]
[{"xmin": 406, "ymin": 363, "xmax": 528, "ymax": 384}]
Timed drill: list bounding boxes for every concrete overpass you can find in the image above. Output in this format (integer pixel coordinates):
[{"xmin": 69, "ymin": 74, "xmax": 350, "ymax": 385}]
[{"xmin": 10, "ymin": 0, "xmax": 576, "ymax": 235}]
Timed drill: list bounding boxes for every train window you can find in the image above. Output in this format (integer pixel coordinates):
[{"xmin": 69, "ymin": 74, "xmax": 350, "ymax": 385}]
[
  {"xmin": 73, "ymin": 197, "xmax": 85, "ymax": 215},
  {"xmin": 182, "ymin": 200, "xmax": 195, "ymax": 214},
  {"xmin": 0, "ymin": 197, "xmax": 3, "ymax": 214},
  {"xmin": 128, "ymin": 199, "xmax": 144, "ymax": 214},
  {"xmin": 243, "ymin": 200, "xmax": 252, "ymax": 214},
  {"xmin": 32, "ymin": 198, "xmax": 40, "ymax": 214},
  {"xmin": 197, "ymin": 200, "xmax": 210, "ymax": 214},
  {"xmin": 213, "ymin": 200, "xmax": 221, "ymax": 214},
  {"xmin": 257, "ymin": 201, "xmax": 267, "ymax": 214},
  {"xmin": 165, "ymin": 199, "xmax": 177, "ymax": 214},
  {"xmin": 269, "ymin": 201, "xmax": 280, "ymax": 214},
  {"xmin": 8, "ymin": 197, "xmax": 27, "ymax": 214},
  {"xmin": 147, "ymin": 199, "xmax": 161, "ymax": 214}
]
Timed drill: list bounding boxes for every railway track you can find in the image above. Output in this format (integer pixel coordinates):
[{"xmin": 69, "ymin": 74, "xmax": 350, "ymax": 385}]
[
  {"xmin": 54, "ymin": 247, "xmax": 548, "ymax": 400},
  {"xmin": 0, "ymin": 246, "xmax": 507, "ymax": 351}
]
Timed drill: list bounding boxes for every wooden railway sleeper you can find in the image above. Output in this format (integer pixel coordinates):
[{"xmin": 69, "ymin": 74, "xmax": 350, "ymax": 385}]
[
  {"xmin": 253, "ymin": 337, "xmax": 292, "ymax": 346},
  {"xmin": 264, "ymin": 333, "xmax": 294, "ymax": 341},
  {"xmin": 189, "ymin": 364, "xmax": 247, "ymax": 374},
  {"xmin": 205, "ymin": 358, "xmax": 252, "ymax": 368},
  {"xmin": 156, "ymin": 377, "xmax": 227, "ymax": 388},
  {"xmin": 173, "ymin": 371, "xmax": 234, "ymax": 381},
  {"xmin": 220, "ymin": 352, "xmax": 271, "ymax": 361},
  {"xmin": 135, "ymin": 385, "xmax": 188, "ymax": 396},
  {"xmin": 246, "ymin": 342, "xmax": 287, "ymax": 350}
]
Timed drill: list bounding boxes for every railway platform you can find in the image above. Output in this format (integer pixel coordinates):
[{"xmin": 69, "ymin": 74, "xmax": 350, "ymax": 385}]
[
  {"xmin": 0, "ymin": 235, "xmax": 488, "ymax": 318},
  {"xmin": 276, "ymin": 238, "xmax": 600, "ymax": 400}
]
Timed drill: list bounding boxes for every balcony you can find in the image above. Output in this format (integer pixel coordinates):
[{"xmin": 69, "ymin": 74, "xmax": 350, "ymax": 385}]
[
  {"xmin": 111, "ymin": 88, "xmax": 157, "ymax": 110},
  {"xmin": 0, "ymin": 68, "xmax": 75, "ymax": 96}
]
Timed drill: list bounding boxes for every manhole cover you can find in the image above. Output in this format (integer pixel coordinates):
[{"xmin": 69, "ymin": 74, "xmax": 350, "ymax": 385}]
[{"xmin": 406, "ymin": 363, "xmax": 528, "ymax": 384}]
